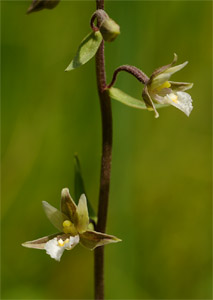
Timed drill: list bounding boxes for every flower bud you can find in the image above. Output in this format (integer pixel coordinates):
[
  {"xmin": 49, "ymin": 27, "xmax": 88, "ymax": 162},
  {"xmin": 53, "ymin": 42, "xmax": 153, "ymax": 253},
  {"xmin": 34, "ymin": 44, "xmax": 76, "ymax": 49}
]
[
  {"xmin": 99, "ymin": 18, "xmax": 120, "ymax": 42},
  {"xmin": 27, "ymin": 0, "xmax": 60, "ymax": 14}
]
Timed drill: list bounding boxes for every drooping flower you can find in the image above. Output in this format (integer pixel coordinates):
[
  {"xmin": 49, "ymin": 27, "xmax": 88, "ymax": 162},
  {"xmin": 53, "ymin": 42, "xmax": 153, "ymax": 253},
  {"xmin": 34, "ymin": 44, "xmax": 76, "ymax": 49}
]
[
  {"xmin": 142, "ymin": 54, "xmax": 193, "ymax": 118},
  {"xmin": 22, "ymin": 188, "xmax": 121, "ymax": 261}
]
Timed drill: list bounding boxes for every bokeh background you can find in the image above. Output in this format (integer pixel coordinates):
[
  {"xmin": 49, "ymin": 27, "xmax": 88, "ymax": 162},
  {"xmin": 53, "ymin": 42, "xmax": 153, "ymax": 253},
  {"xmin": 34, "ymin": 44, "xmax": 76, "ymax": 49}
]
[{"xmin": 1, "ymin": 1, "xmax": 212, "ymax": 299}]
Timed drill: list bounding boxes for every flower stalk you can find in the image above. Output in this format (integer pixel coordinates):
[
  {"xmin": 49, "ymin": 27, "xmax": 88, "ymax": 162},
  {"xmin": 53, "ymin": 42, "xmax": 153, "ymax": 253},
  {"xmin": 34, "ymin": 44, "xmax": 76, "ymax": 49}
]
[
  {"xmin": 94, "ymin": 0, "xmax": 113, "ymax": 299},
  {"xmin": 107, "ymin": 65, "xmax": 149, "ymax": 88},
  {"xmin": 24, "ymin": 0, "xmax": 194, "ymax": 298}
]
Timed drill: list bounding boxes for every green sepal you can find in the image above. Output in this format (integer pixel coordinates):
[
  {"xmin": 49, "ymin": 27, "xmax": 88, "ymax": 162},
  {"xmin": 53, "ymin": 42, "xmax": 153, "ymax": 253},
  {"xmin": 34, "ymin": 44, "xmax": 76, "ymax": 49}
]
[
  {"xmin": 169, "ymin": 81, "xmax": 193, "ymax": 92},
  {"xmin": 108, "ymin": 87, "xmax": 167, "ymax": 111},
  {"xmin": 75, "ymin": 194, "xmax": 89, "ymax": 233},
  {"xmin": 74, "ymin": 154, "xmax": 96, "ymax": 220},
  {"xmin": 142, "ymin": 85, "xmax": 159, "ymax": 118},
  {"xmin": 42, "ymin": 201, "xmax": 68, "ymax": 231},
  {"xmin": 149, "ymin": 54, "xmax": 188, "ymax": 89},
  {"xmin": 65, "ymin": 31, "xmax": 103, "ymax": 71},
  {"xmin": 80, "ymin": 230, "xmax": 121, "ymax": 250},
  {"xmin": 99, "ymin": 18, "xmax": 120, "ymax": 42}
]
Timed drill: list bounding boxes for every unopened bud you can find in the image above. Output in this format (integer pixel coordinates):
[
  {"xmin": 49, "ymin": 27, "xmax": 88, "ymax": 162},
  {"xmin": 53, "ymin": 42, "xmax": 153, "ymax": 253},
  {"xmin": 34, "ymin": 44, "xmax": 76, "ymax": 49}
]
[
  {"xmin": 27, "ymin": 0, "xmax": 60, "ymax": 14},
  {"xmin": 100, "ymin": 18, "xmax": 120, "ymax": 42}
]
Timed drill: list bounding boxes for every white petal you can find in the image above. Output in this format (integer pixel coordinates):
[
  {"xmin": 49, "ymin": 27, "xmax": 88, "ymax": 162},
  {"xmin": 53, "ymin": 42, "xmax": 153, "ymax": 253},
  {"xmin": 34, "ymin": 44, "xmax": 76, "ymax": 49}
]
[
  {"xmin": 163, "ymin": 91, "xmax": 193, "ymax": 116},
  {"xmin": 44, "ymin": 235, "xmax": 80, "ymax": 261},
  {"xmin": 65, "ymin": 235, "xmax": 80, "ymax": 250},
  {"xmin": 45, "ymin": 238, "xmax": 64, "ymax": 261},
  {"xmin": 151, "ymin": 61, "xmax": 188, "ymax": 89}
]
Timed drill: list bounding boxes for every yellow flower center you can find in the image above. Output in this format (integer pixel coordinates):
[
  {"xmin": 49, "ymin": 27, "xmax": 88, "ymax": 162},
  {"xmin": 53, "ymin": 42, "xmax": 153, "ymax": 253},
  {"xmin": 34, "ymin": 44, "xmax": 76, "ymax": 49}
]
[
  {"xmin": 58, "ymin": 238, "xmax": 70, "ymax": 247},
  {"xmin": 156, "ymin": 81, "xmax": 171, "ymax": 92},
  {"xmin": 169, "ymin": 93, "xmax": 178, "ymax": 103},
  {"xmin": 63, "ymin": 220, "xmax": 78, "ymax": 235},
  {"xmin": 63, "ymin": 220, "xmax": 72, "ymax": 227}
]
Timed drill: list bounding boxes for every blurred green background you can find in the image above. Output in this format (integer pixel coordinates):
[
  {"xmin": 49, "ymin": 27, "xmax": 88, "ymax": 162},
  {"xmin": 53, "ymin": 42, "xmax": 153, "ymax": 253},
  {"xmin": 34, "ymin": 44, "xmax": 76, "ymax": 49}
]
[{"xmin": 1, "ymin": 1, "xmax": 212, "ymax": 299}]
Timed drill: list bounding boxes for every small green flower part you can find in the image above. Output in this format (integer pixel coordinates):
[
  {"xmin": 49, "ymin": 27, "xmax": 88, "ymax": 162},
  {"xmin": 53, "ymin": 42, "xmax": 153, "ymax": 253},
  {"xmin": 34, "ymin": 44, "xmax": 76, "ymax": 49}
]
[
  {"xmin": 99, "ymin": 18, "xmax": 120, "ymax": 42},
  {"xmin": 142, "ymin": 54, "xmax": 193, "ymax": 118},
  {"xmin": 22, "ymin": 188, "xmax": 121, "ymax": 261}
]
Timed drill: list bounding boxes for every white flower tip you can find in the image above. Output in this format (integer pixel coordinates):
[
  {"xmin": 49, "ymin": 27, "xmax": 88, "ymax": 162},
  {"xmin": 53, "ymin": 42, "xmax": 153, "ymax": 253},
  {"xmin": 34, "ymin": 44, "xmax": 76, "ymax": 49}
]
[
  {"xmin": 78, "ymin": 195, "xmax": 88, "ymax": 215},
  {"xmin": 185, "ymin": 105, "xmax": 193, "ymax": 117},
  {"xmin": 147, "ymin": 105, "xmax": 159, "ymax": 119},
  {"xmin": 42, "ymin": 201, "xmax": 51, "ymax": 211},
  {"xmin": 79, "ymin": 193, "xmax": 87, "ymax": 202},
  {"xmin": 77, "ymin": 194, "xmax": 88, "ymax": 211},
  {"xmin": 155, "ymin": 111, "xmax": 159, "ymax": 119},
  {"xmin": 183, "ymin": 60, "xmax": 188, "ymax": 67},
  {"xmin": 76, "ymin": 194, "xmax": 89, "ymax": 233},
  {"xmin": 42, "ymin": 201, "xmax": 54, "ymax": 212},
  {"xmin": 22, "ymin": 242, "xmax": 28, "ymax": 248},
  {"xmin": 111, "ymin": 237, "xmax": 122, "ymax": 243},
  {"xmin": 177, "ymin": 61, "xmax": 188, "ymax": 71},
  {"xmin": 61, "ymin": 188, "xmax": 70, "ymax": 198},
  {"xmin": 173, "ymin": 53, "xmax": 178, "ymax": 61}
]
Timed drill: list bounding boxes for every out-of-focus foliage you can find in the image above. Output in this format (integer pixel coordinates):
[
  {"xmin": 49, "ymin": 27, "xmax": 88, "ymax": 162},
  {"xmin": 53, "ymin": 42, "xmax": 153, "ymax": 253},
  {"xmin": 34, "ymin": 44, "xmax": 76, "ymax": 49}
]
[
  {"xmin": 74, "ymin": 154, "xmax": 96, "ymax": 219},
  {"xmin": 1, "ymin": 1, "xmax": 212, "ymax": 299}
]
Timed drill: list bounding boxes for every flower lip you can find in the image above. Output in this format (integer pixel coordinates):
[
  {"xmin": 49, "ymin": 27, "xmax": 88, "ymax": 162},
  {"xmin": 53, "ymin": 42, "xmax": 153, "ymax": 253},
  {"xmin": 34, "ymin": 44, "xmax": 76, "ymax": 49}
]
[
  {"xmin": 163, "ymin": 91, "xmax": 193, "ymax": 117},
  {"xmin": 44, "ymin": 235, "xmax": 80, "ymax": 261}
]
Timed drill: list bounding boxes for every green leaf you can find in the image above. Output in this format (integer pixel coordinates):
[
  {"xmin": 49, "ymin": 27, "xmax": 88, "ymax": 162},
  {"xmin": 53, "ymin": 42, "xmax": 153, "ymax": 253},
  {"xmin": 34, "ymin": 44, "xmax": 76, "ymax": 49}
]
[
  {"xmin": 65, "ymin": 31, "xmax": 103, "ymax": 71},
  {"xmin": 74, "ymin": 154, "xmax": 96, "ymax": 220},
  {"xmin": 108, "ymin": 87, "xmax": 167, "ymax": 110}
]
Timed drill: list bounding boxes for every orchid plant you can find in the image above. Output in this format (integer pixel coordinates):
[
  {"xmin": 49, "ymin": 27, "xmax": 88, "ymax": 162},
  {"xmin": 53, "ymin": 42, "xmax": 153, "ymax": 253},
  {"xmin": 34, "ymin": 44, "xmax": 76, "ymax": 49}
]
[{"xmin": 23, "ymin": 0, "xmax": 193, "ymax": 299}]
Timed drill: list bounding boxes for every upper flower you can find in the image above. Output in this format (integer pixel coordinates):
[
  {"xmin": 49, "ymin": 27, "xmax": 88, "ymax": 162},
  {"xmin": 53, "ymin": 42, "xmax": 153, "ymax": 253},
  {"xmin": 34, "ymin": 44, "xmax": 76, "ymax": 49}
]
[
  {"xmin": 22, "ymin": 188, "xmax": 121, "ymax": 261},
  {"xmin": 142, "ymin": 54, "xmax": 193, "ymax": 118}
]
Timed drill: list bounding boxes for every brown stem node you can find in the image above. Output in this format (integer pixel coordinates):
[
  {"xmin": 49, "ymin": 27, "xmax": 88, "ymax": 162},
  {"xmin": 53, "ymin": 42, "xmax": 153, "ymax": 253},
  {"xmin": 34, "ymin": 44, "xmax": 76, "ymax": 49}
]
[{"xmin": 90, "ymin": 9, "xmax": 109, "ymax": 32}]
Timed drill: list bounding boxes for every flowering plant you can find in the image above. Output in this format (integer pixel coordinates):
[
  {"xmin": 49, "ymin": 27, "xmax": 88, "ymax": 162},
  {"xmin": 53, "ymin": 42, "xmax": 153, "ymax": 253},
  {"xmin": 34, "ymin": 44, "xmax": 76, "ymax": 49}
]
[{"xmin": 23, "ymin": 1, "xmax": 194, "ymax": 298}]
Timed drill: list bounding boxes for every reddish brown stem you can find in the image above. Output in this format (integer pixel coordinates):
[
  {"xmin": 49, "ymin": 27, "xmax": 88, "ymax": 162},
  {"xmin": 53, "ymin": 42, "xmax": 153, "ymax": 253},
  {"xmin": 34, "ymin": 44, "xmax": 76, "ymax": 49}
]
[
  {"xmin": 107, "ymin": 65, "xmax": 149, "ymax": 89},
  {"xmin": 94, "ymin": 0, "xmax": 112, "ymax": 299},
  {"xmin": 90, "ymin": 9, "xmax": 109, "ymax": 32}
]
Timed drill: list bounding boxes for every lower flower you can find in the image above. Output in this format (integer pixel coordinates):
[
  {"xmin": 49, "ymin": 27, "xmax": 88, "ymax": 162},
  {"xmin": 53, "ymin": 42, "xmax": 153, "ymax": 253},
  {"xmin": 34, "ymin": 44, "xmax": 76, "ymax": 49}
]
[{"xmin": 22, "ymin": 189, "xmax": 121, "ymax": 261}]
